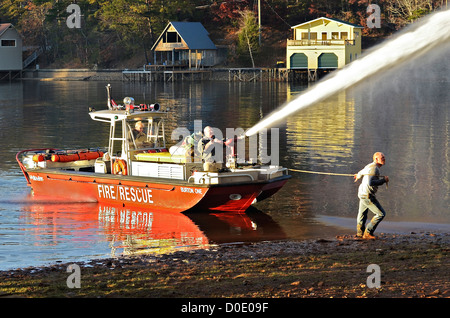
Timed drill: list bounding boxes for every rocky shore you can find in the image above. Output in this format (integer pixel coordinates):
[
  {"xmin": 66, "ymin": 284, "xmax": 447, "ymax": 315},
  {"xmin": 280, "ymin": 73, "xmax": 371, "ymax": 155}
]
[{"xmin": 0, "ymin": 232, "xmax": 448, "ymax": 299}]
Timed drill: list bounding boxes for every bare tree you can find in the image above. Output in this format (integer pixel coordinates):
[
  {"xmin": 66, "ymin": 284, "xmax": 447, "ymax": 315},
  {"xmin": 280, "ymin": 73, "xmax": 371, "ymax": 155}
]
[
  {"xmin": 386, "ymin": 0, "xmax": 437, "ymax": 27},
  {"xmin": 237, "ymin": 10, "xmax": 259, "ymax": 68}
]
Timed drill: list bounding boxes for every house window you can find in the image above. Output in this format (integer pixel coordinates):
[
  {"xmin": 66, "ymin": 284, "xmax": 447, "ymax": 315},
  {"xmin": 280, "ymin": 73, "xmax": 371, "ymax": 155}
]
[
  {"xmin": 331, "ymin": 32, "xmax": 339, "ymax": 40},
  {"xmin": 1, "ymin": 39, "xmax": 16, "ymax": 47},
  {"xmin": 341, "ymin": 32, "xmax": 348, "ymax": 40},
  {"xmin": 164, "ymin": 32, "xmax": 181, "ymax": 43}
]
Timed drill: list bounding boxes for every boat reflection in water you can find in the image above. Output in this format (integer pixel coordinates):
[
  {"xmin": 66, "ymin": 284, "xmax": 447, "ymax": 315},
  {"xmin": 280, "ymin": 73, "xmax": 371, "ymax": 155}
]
[
  {"xmin": 24, "ymin": 200, "xmax": 286, "ymax": 260},
  {"xmin": 97, "ymin": 204, "xmax": 209, "ymax": 256},
  {"xmin": 188, "ymin": 208, "xmax": 286, "ymax": 245}
]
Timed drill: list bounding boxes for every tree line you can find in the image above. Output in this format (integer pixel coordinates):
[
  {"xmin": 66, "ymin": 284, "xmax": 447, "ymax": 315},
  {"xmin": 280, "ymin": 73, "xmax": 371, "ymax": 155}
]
[{"xmin": 0, "ymin": 0, "xmax": 446, "ymax": 68}]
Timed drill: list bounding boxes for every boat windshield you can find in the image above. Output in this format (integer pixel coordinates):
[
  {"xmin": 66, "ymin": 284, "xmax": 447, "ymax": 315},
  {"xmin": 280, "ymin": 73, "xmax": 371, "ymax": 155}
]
[{"xmin": 126, "ymin": 117, "xmax": 165, "ymax": 150}]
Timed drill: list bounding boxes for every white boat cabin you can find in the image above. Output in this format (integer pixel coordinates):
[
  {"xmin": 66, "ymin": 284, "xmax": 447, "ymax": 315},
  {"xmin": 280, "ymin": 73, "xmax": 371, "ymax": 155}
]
[{"xmin": 89, "ymin": 107, "xmax": 195, "ymax": 180}]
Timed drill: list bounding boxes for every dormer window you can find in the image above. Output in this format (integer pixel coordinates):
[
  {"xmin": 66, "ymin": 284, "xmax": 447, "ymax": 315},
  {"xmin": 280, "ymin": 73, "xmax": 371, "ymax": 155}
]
[{"xmin": 164, "ymin": 31, "xmax": 181, "ymax": 43}]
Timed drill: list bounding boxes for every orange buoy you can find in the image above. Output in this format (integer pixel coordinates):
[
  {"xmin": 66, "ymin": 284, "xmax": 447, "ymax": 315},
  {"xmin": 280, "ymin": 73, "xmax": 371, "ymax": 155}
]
[
  {"xmin": 113, "ymin": 159, "xmax": 128, "ymax": 175},
  {"xmin": 32, "ymin": 154, "xmax": 45, "ymax": 162},
  {"xmin": 52, "ymin": 153, "xmax": 79, "ymax": 162}
]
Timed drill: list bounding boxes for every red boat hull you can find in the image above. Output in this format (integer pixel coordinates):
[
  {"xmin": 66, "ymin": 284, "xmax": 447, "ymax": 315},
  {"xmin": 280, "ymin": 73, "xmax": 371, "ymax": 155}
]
[
  {"xmin": 26, "ymin": 170, "xmax": 289, "ymax": 213},
  {"xmin": 192, "ymin": 179, "xmax": 289, "ymax": 212}
]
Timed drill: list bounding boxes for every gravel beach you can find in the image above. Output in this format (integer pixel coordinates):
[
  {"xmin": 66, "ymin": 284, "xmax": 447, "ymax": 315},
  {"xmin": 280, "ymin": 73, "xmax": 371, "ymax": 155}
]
[{"xmin": 0, "ymin": 232, "xmax": 448, "ymax": 300}]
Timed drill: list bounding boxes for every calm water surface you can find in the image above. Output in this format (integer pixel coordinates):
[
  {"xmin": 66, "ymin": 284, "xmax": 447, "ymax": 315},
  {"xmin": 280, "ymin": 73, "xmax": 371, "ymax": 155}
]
[{"xmin": 0, "ymin": 51, "xmax": 449, "ymax": 270}]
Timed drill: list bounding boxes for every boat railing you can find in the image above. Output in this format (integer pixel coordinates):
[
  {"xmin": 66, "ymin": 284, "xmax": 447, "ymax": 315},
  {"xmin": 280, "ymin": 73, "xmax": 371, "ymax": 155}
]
[{"xmin": 15, "ymin": 148, "xmax": 59, "ymax": 185}]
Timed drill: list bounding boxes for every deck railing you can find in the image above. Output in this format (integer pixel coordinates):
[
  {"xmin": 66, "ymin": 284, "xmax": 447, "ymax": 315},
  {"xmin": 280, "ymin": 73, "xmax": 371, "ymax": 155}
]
[
  {"xmin": 157, "ymin": 42, "xmax": 186, "ymax": 49},
  {"xmin": 287, "ymin": 39, "xmax": 355, "ymax": 46}
]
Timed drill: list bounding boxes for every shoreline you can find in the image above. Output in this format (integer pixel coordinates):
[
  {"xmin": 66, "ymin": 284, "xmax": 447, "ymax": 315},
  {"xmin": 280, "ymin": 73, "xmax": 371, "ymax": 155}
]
[{"xmin": 1, "ymin": 232, "xmax": 448, "ymax": 298}]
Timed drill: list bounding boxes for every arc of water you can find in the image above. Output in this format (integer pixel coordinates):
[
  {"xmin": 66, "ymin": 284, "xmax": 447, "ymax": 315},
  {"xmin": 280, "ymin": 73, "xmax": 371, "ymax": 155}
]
[{"xmin": 245, "ymin": 9, "xmax": 450, "ymax": 137}]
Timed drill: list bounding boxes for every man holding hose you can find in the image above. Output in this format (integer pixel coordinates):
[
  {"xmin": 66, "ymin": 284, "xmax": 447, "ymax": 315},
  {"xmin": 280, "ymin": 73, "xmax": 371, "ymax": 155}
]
[{"xmin": 354, "ymin": 152, "xmax": 389, "ymax": 239}]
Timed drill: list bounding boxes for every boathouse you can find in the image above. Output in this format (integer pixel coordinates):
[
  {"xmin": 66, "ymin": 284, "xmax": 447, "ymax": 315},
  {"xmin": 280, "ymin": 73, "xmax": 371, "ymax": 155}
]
[
  {"xmin": 286, "ymin": 17, "xmax": 362, "ymax": 76},
  {"xmin": 0, "ymin": 23, "xmax": 22, "ymax": 79},
  {"xmin": 151, "ymin": 22, "xmax": 221, "ymax": 68}
]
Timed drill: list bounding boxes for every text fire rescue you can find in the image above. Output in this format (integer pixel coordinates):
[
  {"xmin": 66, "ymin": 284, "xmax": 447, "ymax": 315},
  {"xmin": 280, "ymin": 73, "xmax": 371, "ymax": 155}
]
[{"xmin": 97, "ymin": 184, "xmax": 153, "ymax": 203}]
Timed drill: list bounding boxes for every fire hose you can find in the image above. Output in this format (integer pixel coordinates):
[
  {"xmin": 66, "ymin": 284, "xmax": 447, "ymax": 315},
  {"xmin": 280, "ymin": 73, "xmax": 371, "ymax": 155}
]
[{"xmin": 289, "ymin": 168, "xmax": 388, "ymax": 188}]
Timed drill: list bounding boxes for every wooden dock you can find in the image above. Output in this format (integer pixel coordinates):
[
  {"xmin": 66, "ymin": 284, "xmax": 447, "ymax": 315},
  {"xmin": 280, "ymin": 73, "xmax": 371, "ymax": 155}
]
[
  {"xmin": 226, "ymin": 68, "xmax": 289, "ymax": 82},
  {"xmin": 122, "ymin": 69, "xmax": 212, "ymax": 82},
  {"xmin": 122, "ymin": 67, "xmax": 316, "ymax": 83}
]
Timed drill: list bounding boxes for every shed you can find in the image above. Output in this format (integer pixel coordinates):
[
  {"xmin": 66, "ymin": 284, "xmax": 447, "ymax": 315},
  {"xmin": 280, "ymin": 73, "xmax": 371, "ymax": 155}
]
[
  {"xmin": 151, "ymin": 22, "xmax": 220, "ymax": 68},
  {"xmin": 286, "ymin": 17, "xmax": 363, "ymax": 70},
  {"xmin": 0, "ymin": 23, "xmax": 23, "ymax": 71}
]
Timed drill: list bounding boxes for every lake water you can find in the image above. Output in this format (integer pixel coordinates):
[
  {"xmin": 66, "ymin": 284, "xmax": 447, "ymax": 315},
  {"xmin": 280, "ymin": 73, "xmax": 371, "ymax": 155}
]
[{"xmin": 0, "ymin": 47, "xmax": 449, "ymax": 270}]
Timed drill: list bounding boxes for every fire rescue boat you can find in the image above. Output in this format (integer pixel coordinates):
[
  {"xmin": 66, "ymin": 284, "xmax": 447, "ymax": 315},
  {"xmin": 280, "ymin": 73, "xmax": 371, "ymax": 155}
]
[{"xmin": 16, "ymin": 85, "xmax": 290, "ymax": 213}]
